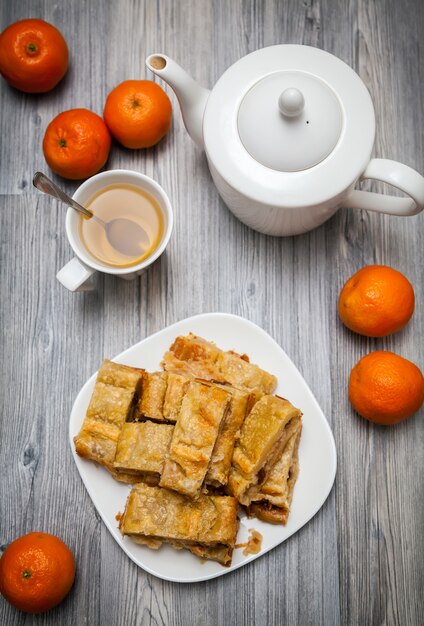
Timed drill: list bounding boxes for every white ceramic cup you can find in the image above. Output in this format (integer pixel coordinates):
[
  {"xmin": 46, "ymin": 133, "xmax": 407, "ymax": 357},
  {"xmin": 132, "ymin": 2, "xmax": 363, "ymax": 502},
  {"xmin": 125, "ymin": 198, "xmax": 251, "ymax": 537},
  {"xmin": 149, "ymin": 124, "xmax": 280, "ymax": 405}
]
[{"xmin": 56, "ymin": 169, "xmax": 173, "ymax": 291}]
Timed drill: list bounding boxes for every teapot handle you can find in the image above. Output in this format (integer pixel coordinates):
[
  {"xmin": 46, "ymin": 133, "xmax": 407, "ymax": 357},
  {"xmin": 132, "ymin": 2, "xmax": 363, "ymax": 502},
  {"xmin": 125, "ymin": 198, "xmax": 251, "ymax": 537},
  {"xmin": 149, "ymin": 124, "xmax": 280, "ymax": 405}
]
[{"xmin": 344, "ymin": 158, "xmax": 424, "ymax": 216}]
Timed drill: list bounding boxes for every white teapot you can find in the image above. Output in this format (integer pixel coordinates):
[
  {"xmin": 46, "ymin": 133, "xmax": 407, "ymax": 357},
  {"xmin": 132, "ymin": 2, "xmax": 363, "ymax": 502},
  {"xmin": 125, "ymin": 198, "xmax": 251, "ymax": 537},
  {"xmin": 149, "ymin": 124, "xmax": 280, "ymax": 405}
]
[{"xmin": 146, "ymin": 45, "xmax": 424, "ymax": 236}]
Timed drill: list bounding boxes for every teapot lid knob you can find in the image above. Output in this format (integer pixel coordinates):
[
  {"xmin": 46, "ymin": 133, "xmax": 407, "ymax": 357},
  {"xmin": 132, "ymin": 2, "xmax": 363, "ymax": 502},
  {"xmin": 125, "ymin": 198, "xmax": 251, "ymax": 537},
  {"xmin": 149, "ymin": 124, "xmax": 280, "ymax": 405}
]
[{"xmin": 278, "ymin": 88, "xmax": 305, "ymax": 117}]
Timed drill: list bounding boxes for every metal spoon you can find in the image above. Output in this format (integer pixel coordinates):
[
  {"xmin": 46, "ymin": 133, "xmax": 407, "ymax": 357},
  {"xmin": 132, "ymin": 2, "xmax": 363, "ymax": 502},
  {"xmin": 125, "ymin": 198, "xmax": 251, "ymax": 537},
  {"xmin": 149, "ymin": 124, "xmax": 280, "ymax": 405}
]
[{"xmin": 33, "ymin": 172, "xmax": 150, "ymax": 257}]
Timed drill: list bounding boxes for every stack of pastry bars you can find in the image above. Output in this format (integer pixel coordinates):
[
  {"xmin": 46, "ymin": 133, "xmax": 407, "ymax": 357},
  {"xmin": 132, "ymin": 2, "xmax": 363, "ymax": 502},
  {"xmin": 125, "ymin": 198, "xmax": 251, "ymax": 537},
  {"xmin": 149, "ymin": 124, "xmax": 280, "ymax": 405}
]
[
  {"xmin": 73, "ymin": 359, "xmax": 144, "ymax": 473},
  {"xmin": 74, "ymin": 333, "xmax": 303, "ymax": 565}
]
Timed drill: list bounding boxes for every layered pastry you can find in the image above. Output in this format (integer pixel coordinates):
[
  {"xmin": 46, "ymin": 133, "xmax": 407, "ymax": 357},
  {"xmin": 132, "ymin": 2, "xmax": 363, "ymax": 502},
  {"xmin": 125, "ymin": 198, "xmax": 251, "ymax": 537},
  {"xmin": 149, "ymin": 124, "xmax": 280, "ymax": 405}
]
[
  {"xmin": 96, "ymin": 359, "xmax": 143, "ymax": 391},
  {"xmin": 162, "ymin": 372, "xmax": 191, "ymax": 422},
  {"xmin": 134, "ymin": 372, "xmax": 168, "ymax": 421},
  {"xmin": 248, "ymin": 420, "xmax": 302, "ymax": 524},
  {"xmin": 120, "ymin": 483, "xmax": 239, "ymax": 565},
  {"xmin": 74, "ymin": 360, "xmax": 144, "ymax": 471},
  {"xmin": 112, "ymin": 422, "xmax": 174, "ymax": 485},
  {"xmin": 202, "ymin": 382, "xmax": 258, "ymax": 488},
  {"xmin": 161, "ymin": 333, "xmax": 277, "ymax": 395},
  {"xmin": 159, "ymin": 380, "xmax": 231, "ymax": 498},
  {"xmin": 228, "ymin": 395, "xmax": 302, "ymax": 506},
  {"xmin": 74, "ymin": 336, "xmax": 305, "ymax": 565}
]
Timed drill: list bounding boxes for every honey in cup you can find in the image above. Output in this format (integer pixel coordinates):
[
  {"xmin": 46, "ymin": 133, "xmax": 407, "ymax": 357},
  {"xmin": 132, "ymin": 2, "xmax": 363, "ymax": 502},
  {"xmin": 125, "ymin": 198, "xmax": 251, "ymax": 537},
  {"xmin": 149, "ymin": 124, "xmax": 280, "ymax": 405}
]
[{"xmin": 79, "ymin": 184, "xmax": 164, "ymax": 268}]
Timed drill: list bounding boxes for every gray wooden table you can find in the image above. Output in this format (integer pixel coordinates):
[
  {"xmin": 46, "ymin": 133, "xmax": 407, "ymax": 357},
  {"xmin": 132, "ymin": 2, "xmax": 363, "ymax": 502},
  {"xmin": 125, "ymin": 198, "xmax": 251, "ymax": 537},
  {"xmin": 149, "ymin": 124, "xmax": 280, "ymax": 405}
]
[{"xmin": 1, "ymin": 1, "xmax": 423, "ymax": 624}]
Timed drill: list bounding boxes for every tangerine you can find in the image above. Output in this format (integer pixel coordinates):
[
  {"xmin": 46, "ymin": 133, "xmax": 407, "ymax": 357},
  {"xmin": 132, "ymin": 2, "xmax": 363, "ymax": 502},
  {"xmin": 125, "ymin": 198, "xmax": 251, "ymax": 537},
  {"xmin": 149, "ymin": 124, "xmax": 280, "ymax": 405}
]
[
  {"xmin": 0, "ymin": 19, "xmax": 68, "ymax": 93},
  {"xmin": 348, "ymin": 351, "xmax": 424, "ymax": 425},
  {"xmin": 43, "ymin": 108, "xmax": 111, "ymax": 180},
  {"xmin": 0, "ymin": 531, "xmax": 75, "ymax": 613},
  {"xmin": 103, "ymin": 80, "xmax": 172, "ymax": 149},
  {"xmin": 338, "ymin": 265, "xmax": 414, "ymax": 337}
]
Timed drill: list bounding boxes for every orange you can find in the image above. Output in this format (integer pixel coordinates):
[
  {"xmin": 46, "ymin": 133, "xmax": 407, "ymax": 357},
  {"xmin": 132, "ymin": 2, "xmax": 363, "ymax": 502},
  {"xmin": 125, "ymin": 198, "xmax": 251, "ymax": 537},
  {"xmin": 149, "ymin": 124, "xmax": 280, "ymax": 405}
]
[
  {"xmin": 349, "ymin": 351, "xmax": 424, "ymax": 425},
  {"xmin": 0, "ymin": 19, "xmax": 68, "ymax": 93},
  {"xmin": 338, "ymin": 265, "xmax": 414, "ymax": 337},
  {"xmin": 103, "ymin": 80, "xmax": 172, "ymax": 149},
  {"xmin": 0, "ymin": 532, "xmax": 75, "ymax": 613},
  {"xmin": 43, "ymin": 108, "xmax": 111, "ymax": 180}
]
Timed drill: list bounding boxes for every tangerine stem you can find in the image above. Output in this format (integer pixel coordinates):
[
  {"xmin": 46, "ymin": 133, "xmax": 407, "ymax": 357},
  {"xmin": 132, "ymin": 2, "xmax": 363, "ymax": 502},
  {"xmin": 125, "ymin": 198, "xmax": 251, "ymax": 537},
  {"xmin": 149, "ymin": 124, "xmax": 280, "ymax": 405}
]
[{"xmin": 26, "ymin": 42, "xmax": 38, "ymax": 55}]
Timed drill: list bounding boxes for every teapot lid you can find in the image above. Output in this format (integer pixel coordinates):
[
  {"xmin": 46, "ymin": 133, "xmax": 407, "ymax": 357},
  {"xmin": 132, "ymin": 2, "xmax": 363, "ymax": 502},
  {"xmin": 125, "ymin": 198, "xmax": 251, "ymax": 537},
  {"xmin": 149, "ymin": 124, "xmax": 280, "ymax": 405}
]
[
  {"xmin": 237, "ymin": 71, "xmax": 342, "ymax": 172},
  {"xmin": 203, "ymin": 45, "xmax": 375, "ymax": 208}
]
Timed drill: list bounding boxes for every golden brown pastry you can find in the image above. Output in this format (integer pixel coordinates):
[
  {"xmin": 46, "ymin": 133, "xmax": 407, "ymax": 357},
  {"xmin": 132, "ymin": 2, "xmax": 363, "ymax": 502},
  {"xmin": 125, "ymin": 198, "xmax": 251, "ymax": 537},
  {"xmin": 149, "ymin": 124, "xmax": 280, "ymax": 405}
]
[
  {"xmin": 120, "ymin": 483, "xmax": 239, "ymax": 565},
  {"xmin": 74, "ymin": 421, "xmax": 123, "ymax": 471},
  {"xmin": 203, "ymin": 383, "xmax": 257, "ymax": 488},
  {"xmin": 74, "ymin": 346, "xmax": 305, "ymax": 562},
  {"xmin": 159, "ymin": 381, "xmax": 230, "ymax": 498},
  {"xmin": 162, "ymin": 372, "xmax": 191, "ymax": 422},
  {"xmin": 216, "ymin": 351, "xmax": 276, "ymax": 395},
  {"xmin": 135, "ymin": 372, "xmax": 168, "ymax": 421},
  {"xmin": 248, "ymin": 421, "xmax": 302, "ymax": 524},
  {"xmin": 113, "ymin": 422, "xmax": 174, "ymax": 484},
  {"xmin": 85, "ymin": 383, "xmax": 134, "ymax": 427},
  {"xmin": 161, "ymin": 333, "xmax": 276, "ymax": 395},
  {"xmin": 228, "ymin": 395, "xmax": 302, "ymax": 506},
  {"xmin": 74, "ymin": 360, "xmax": 144, "ymax": 470},
  {"xmin": 96, "ymin": 359, "xmax": 144, "ymax": 393}
]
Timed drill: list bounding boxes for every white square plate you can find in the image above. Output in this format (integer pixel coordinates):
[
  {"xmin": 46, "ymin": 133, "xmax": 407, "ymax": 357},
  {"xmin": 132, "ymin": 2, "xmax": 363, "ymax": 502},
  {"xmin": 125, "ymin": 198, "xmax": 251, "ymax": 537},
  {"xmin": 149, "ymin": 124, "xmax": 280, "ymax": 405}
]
[{"xmin": 69, "ymin": 313, "xmax": 336, "ymax": 582}]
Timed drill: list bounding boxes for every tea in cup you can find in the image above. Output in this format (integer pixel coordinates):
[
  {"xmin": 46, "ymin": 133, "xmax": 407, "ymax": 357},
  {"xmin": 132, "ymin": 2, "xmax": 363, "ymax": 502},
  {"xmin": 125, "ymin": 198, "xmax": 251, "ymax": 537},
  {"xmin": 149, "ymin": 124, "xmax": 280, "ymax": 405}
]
[{"xmin": 57, "ymin": 170, "xmax": 173, "ymax": 291}]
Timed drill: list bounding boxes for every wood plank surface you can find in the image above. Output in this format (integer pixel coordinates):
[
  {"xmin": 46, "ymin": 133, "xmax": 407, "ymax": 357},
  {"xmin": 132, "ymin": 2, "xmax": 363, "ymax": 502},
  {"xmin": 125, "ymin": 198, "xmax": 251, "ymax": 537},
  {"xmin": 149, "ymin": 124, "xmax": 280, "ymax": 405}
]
[{"xmin": 1, "ymin": 1, "xmax": 423, "ymax": 625}]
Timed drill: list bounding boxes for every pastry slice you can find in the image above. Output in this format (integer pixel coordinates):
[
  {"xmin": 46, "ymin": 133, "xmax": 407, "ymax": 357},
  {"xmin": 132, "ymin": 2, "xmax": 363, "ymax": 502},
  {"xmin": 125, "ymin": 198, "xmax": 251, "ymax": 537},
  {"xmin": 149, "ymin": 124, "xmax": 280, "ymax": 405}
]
[
  {"xmin": 96, "ymin": 358, "xmax": 144, "ymax": 392},
  {"xmin": 227, "ymin": 395, "xmax": 302, "ymax": 505},
  {"xmin": 135, "ymin": 372, "xmax": 168, "ymax": 421},
  {"xmin": 248, "ymin": 420, "xmax": 302, "ymax": 524},
  {"xmin": 85, "ymin": 383, "xmax": 135, "ymax": 427},
  {"xmin": 74, "ymin": 421, "xmax": 124, "ymax": 471},
  {"xmin": 161, "ymin": 333, "xmax": 276, "ymax": 394},
  {"xmin": 162, "ymin": 372, "xmax": 191, "ymax": 422},
  {"xmin": 167, "ymin": 333, "xmax": 222, "ymax": 362},
  {"xmin": 216, "ymin": 351, "xmax": 276, "ymax": 395},
  {"xmin": 204, "ymin": 383, "xmax": 258, "ymax": 488},
  {"xmin": 120, "ymin": 483, "xmax": 239, "ymax": 566},
  {"xmin": 113, "ymin": 422, "xmax": 174, "ymax": 485},
  {"xmin": 74, "ymin": 360, "xmax": 144, "ymax": 470},
  {"xmin": 161, "ymin": 346, "xmax": 219, "ymax": 380},
  {"xmin": 159, "ymin": 381, "xmax": 230, "ymax": 498}
]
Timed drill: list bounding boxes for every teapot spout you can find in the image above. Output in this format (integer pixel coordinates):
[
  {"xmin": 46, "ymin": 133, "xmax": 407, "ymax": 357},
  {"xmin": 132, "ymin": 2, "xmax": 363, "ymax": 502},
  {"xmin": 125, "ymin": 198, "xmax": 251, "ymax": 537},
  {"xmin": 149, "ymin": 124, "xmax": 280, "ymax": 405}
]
[{"xmin": 146, "ymin": 54, "xmax": 210, "ymax": 148}]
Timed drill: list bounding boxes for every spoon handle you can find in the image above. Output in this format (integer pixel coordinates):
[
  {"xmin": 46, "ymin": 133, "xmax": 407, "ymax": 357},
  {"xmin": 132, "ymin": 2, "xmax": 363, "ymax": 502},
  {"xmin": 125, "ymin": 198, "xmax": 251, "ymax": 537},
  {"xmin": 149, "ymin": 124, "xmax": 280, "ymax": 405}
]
[{"xmin": 33, "ymin": 172, "xmax": 94, "ymax": 218}]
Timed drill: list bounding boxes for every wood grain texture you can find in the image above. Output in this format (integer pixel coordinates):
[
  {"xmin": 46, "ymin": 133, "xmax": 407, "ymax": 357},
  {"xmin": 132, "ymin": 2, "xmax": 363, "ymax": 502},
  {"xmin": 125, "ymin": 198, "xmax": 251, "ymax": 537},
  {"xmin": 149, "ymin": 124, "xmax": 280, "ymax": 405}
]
[{"xmin": 1, "ymin": 1, "xmax": 423, "ymax": 625}]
